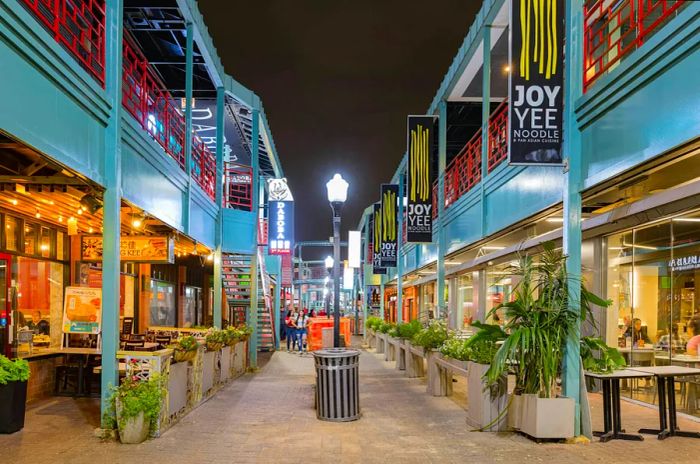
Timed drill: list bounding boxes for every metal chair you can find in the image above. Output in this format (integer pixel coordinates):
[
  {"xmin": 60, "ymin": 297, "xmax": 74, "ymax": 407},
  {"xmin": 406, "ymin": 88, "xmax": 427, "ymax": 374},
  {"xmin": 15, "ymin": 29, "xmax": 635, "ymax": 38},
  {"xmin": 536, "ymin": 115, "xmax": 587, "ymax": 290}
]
[{"xmin": 123, "ymin": 340, "xmax": 145, "ymax": 351}]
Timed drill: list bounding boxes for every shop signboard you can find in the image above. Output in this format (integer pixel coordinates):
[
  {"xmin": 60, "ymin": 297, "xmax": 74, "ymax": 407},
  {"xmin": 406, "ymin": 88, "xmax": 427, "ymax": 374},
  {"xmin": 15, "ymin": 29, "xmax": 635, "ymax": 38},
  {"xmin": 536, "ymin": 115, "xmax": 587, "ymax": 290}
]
[
  {"xmin": 268, "ymin": 200, "xmax": 294, "ymax": 255},
  {"xmin": 407, "ymin": 115, "xmax": 436, "ymax": 243},
  {"xmin": 379, "ymin": 184, "xmax": 398, "ymax": 268},
  {"xmin": 370, "ymin": 203, "xmax": 386, "ymax": 275},
  {"xmin": 192, "ymin": 99, "xmax": 251, "ymax": 166},
  {"xmin": 81, "ymin": 236, "xmax": 174, "ymax": 263},
  {"xmin": 508, "ymin": 0, "xmax": 564, "ymax": 165},
  {"xmin": 62, "ymin": 286, "xmax": 102, "ymax": 334},
  {"xmin": 348, "ymin": 230, "xmax": 361, "ymax": 268}
]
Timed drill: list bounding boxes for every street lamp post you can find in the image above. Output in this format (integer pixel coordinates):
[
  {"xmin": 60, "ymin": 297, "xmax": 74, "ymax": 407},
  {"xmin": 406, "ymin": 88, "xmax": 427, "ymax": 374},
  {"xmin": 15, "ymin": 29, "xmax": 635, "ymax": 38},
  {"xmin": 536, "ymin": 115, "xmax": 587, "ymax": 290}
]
[
  {"xmin": 324, "ymin": 258, "xmax": 333, "ymax": 319},
  {"xmin": 326, "ymin": 174, "xmax": 349, "ymax": 348}
]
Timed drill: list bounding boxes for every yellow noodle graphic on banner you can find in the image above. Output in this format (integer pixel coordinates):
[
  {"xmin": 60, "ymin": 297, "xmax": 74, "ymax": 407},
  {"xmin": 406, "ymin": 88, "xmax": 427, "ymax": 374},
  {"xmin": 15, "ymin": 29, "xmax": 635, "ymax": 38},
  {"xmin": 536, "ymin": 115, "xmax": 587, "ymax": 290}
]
[
  {"xmin": 518, "ymin": 0, "xmax": 558, "ymax": 80},
  {"xmin": 382, "ymin": 189, "xmax": 396, "ymax": 242},
  {"xmin": 409, "ymin": 124, "xmax": 431, "ymax": 202},
  {"xmin": 374, "ymin": 209, "xmax": 382, "ymax": 249}
]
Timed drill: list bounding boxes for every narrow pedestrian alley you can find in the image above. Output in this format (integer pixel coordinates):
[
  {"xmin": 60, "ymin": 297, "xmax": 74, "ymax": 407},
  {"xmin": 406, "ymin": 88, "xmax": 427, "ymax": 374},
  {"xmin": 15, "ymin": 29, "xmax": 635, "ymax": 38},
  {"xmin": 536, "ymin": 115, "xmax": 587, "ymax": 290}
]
[{"xmin": 2, "ymin": 341, "xmax": 700, "ymax": 464}]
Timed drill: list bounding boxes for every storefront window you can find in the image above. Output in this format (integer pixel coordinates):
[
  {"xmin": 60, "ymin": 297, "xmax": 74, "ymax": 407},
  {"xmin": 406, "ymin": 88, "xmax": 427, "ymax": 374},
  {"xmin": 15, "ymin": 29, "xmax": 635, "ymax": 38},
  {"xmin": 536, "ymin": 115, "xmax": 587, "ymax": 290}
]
[
  {"xmin": 420, "ymin": 282, "xmax": 435, "ymax": 320},
  {"xmin": 486, "ymin": 263, "xmax": 514, "ymax": 325},
  {"xmin": 150, "ymin": 280, "xmax": 175, "ymax": 327},
  {"xmin": 457, "ymin": 274, "xmax": 474, "ymax": 327},
  {"xmin": 24, "ymin": 223, "xmax": 37, "ymax": 255},
  {"xmin": 5, "ymin": 216, "xmax": 19, "ymax": 251},
  {"xmin": 14, "ymin": 257, "xmax": 64, "ymax": 353},
  {"xmin": 40, "ymin": 227, "xmax": 52, "ymax": 258}
]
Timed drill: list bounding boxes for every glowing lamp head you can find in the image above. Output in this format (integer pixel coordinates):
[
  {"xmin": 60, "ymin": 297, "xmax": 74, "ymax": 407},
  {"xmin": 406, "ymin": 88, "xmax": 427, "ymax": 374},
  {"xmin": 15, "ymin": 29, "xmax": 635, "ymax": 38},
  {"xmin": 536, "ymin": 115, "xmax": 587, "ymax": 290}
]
[
  {"xmin": 326, "ymin": 174, "xmax": 349, "ymax": 204},
  {"xmin": 325, "ymin": 255, "xmax": 334, "ymax": 270}
]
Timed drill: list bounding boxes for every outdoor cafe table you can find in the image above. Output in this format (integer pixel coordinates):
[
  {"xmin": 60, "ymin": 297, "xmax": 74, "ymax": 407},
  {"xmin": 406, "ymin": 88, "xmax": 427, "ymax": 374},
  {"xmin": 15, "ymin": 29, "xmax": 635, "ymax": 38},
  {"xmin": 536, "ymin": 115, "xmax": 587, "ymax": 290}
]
[
  {"xmin": 629, "ymin": 366, "xmax": 700, "ymax": 440},
  {"xmin": 56, "ymin": 347, "xmax": 101, "ymax": 397},
  {"xmin": 584, "ymin": 369, "xmax": 654, "ymax": 442}
]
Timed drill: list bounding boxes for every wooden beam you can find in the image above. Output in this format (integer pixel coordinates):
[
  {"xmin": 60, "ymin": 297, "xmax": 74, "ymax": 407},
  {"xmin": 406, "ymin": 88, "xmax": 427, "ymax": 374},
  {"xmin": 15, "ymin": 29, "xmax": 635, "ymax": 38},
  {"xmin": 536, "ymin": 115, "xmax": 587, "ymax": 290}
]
[{"xmin": 0, "ymin": 175, "xmax": 87, "ymax": 185}]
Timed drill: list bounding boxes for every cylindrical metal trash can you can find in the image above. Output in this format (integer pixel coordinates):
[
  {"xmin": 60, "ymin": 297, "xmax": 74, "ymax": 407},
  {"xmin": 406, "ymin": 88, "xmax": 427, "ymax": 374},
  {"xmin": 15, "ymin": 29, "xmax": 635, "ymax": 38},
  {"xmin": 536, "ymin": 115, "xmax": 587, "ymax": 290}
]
[{"xmin": 313, "ymin": 348, "xmax": 360, "ymax": 422}]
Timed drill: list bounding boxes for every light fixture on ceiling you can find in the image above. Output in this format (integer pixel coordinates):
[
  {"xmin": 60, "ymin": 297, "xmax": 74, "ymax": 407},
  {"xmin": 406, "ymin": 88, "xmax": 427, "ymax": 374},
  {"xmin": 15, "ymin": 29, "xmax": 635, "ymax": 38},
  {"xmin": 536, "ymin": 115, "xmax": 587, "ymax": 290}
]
[
  {"xmin": 79, "ymin": 193, "xmax": 102, "ymax": 214},
  {"xmin": 545, "ymin": 217, "xmax": 564, "ymax": 223},
  {"xmin": 672, "ymin": 217, "xmax": 700, "ymax": 223},
  {"xmin": 482, "ymin": 246, "xmax": 505, "ymax": 251},
  {"xmin": 445, "ymin": 261, "xmax": 462, "ymax": 265},
  {"xmin": 131, "ymin": 213, "xmax": 146, "ymax": 229},
  {"xmin": 35, "ymin": 209, "xmax": 40, "ymax": 219}
]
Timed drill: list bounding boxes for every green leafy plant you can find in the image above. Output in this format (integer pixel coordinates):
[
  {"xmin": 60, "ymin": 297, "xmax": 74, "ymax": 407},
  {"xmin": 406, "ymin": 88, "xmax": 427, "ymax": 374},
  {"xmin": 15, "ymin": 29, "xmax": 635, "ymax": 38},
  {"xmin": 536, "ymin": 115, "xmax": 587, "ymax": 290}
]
[
  {"xmin": 485, "ymin": 242, "xmax": 611, "ymax": 397},
  {"xmin": 105, "ymin": 374, "xmax": 166, "ymax": 435},
  {"xmin": 580, "ymin": 336, "xmax": 626, "ymax": 374},
  {"xmin": 205, "ymin": 328, "xmax": 228, "ymax": 351},
  {"xmin": 365, "ymin": 316, "xmax": 383, "ymax": 331},
  {"xmin": 0, "ymin": 355, "xmax": 30, "ymax": 385},
  {"xmin": 412, "ymin": 320, "xmax": 448, "ymax": 350},
  {"xmin": 396, "ymin": 319, "xmax": 422, "ymax": 339},
  {"xmin": 440, "ymin": 337, "xmax": 470, "ymax": 361},
  {"xmin": 169, "ymin": 335, "xmax": 200, "ymax": 363},
  {"xmin": 378, "ymin": 321, "xmax": 395, "ymax": 334},
  {"xmin": 387, "ymin": 325, "xmax": 399, "ymax": 337}
]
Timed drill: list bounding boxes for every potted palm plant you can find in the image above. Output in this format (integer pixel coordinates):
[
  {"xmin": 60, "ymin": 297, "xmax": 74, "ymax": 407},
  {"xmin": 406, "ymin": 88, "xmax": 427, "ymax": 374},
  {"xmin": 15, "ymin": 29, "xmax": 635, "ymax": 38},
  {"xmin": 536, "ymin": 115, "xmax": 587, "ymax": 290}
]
[
  {"xmin": 0, "ymin": 355, "xmax": 30, "ymax": 434},
  {"xmin": 484, "ymin": 242, "xmax": 610, "ymax": 439}
]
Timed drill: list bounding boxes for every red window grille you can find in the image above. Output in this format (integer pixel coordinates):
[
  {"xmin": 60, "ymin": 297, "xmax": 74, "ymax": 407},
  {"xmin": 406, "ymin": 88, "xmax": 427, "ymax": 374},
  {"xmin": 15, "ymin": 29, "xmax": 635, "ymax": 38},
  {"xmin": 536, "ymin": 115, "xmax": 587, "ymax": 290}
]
[
  {"xmin": 192, "ymin": 137, "xmax": 217, "ymax": 200},
  {"xmin": 224, "ymin": 162, "xmax": 253, "ymax": 211},
  {"xmin": 21, "ymin": 0, "xmax": 106, "ymax": 85},
  {"xmin": 444, "ymin": 129, "xmax": 482, "ymax": 208},
  {"xmin": 583, "ymin": 0, "xmax": 686, "ymax": 91},
  {"xmin": 432, "ymin": 181, "xmax": 438, "ymax": 220},
  {"xmin": 487, "ymin": 99, "xmax": 508, "ymax": 172}
]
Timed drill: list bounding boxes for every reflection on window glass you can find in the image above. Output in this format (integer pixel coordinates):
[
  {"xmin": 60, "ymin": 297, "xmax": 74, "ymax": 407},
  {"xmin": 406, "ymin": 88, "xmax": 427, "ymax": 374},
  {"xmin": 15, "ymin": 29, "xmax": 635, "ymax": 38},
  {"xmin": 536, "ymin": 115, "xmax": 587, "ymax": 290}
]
[
  {"xmin": 57, "ymin": 231, "xmax": 65, "ymax": 261},
  {"xmin": 486, "ymin": 262, "xmax": 514, "ymax": 325},
  {"xmin": 24, "ymin": 223, "xmax": 37, "ymax": 255},
  {"xmin": 457, "ymin": 274, "xmax": 474, "ymax": 327},
  {"xmin": 5, "ymin": 216, "xmax": 19, "ymax": 251},
  {"xmin": 40, "ymin": 227, "xmax": 51, "ymax": 258},
  {"xmin": 149, "ymin": 280, "xmax": 175, "ymax": 327}
]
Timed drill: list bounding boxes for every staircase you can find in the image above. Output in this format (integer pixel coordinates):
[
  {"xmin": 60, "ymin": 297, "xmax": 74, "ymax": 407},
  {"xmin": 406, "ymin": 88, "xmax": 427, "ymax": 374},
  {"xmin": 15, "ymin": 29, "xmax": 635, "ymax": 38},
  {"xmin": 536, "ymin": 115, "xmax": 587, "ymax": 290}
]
[{"xmin": 222, "ymin": 253, "xmax": 275, "ymax": 351}]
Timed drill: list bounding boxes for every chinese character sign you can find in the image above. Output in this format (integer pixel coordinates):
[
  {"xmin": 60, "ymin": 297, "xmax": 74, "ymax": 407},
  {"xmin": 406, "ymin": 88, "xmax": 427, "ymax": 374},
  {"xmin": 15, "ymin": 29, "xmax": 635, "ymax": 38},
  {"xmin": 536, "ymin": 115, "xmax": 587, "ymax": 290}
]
[
  {"xmin": 407, "ymin": 115, "xmax": 436, "ymax": 243},
  {"xmin": 268, "ymin": 200, "xmax": 294, "ymax": 255},
  {"xmin": 509, "ymin": 0, "xmax": 564, "ymax": 165}
]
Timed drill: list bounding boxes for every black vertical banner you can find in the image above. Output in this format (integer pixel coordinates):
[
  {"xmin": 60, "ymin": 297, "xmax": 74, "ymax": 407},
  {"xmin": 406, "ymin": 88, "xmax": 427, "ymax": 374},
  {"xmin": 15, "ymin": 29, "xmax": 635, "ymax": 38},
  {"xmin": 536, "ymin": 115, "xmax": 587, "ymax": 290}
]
[
  {"xmin": 371, "ymin": 203, "xmax": 386, "ymax": 274},
  {"xmin": 509, "ymin": 0, "xmax": 564, "ymax": 165},
  {"xmin": 379, "ymin": 184, "xmax": 398, "ymax": 268},
  {"xmin": 407, "ymin": 115, "xmax": 435, "ymax": 243}
]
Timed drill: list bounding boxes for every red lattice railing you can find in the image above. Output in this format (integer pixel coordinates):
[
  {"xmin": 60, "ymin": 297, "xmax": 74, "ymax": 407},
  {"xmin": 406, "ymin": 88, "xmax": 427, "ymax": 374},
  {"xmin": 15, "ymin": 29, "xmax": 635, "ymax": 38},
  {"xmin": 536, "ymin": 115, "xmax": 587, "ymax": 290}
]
[
  {"xmin": 224, "ymin": 163, "xmax": 253, "ymax": 211},
  {"xmin": 21, "ymin": 0, "xmax": 106, "ymax": 84},
  {"xmin": 432, "ymin": 181, "xmax": 438, "ymax": 219},
  {"xmin": 487, "ymin": 99, "xmax": 508, "ymax": 172},
  {"xmin": 122, "ymin": 33, "xmax": 216, "ymax": 200},
  {"xmin": 444, "ymin": 129, "xmax": 482, "ymax": 208},
  {"xmin": 583, "ymin": 0, "xmax": 687, "ymax": 92}
]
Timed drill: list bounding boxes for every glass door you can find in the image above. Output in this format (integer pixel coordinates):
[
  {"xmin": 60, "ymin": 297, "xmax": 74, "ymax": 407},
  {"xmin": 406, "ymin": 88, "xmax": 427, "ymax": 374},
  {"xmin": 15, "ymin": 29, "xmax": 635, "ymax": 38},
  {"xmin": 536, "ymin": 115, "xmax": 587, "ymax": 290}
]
[{"xmin": 0, "ymin": 254, "xmax": 11, "ymax": 356}]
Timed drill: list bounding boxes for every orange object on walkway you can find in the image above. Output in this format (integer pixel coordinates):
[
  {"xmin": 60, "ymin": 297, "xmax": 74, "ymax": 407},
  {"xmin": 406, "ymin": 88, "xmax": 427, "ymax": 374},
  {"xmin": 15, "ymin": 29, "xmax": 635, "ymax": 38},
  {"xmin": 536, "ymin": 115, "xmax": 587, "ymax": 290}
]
[{"xmin": 306, "ymin": 317, "xmax": 351, "ymax": 351}]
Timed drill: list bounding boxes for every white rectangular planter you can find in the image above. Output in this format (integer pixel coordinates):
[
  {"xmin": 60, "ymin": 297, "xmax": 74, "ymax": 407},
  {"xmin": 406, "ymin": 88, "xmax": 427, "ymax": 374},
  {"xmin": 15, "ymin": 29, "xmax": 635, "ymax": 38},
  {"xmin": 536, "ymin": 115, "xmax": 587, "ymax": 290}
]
[
  {"xmin": 520, "ymin": 394, "xmax": 575, "ymax": 439},
  {"xmin": 376, "ymin": 333, "xmax": 386, "ymax": 354},
  {"xmin": 427, "ymin": 351, "xmax": 452, "ymax": 396},
  {"xmin": 466, "ymin": 362, "xmax": 507, "ymax": 432},
  {"xmin": 395, "ymin": 339, "xmax": 407, "ymax": 370},
  {"xmin": 508, "ymin": 393, "xmax": 523, "ymax": 431},
  {"xmin": 201, "ymin": 350, "xmax": 216, "ymax": 395},
  {"xmin": 405, "ymin": 342, "xmax": 425, "ymax": 378},
  {"xmin": 220, "ymin": 346, "xmax": 232, "ymax": 382},
  {"xmin": 385, "ymin": 337, "xmax": 396, "ymax": 362},
  {"xmin": 168, "ymin": 360, "xmax": 188, "ymax": 416}
]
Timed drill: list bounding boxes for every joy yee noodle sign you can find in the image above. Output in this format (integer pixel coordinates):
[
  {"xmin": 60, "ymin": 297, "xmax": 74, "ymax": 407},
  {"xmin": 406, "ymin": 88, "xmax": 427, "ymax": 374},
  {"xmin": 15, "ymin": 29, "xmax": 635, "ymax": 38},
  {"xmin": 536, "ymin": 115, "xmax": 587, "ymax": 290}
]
[
  {"xmin": 407, "ymin": 115, "xmax": 436, "ymax": 243},
  {"xmin": 81, "ymin": 236, "xmax": 175, "ymax": 263},
  {"xmin": 508, "ymin": 0, "xmax": 564, "ymax": 165},
  {"xmin": 370, "ymin": 203, "xmax": 386, "ymax": 274}
]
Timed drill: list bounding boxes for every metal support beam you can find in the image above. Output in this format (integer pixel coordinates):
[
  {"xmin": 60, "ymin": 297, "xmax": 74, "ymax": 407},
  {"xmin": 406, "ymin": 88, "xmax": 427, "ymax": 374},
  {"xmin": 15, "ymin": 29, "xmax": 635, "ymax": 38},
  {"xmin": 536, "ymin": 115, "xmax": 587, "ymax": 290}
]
[
  {"xmin": 362, "ymin": 219, "xmax": 370, "ymax": 341},
  {"xmin": 213, "ymin": 86, "xmax": 225, "ymax": 329},
  {"xmin": 183, "ymin": 22, "xmax": 194, "ymax": 233},
  {"xmin": 480, "ymin": 26, "xmax": 491, "ymax": 236},
  {"xmin": 100, "ymin": 0, "xmax": 123, "ymax": 427},
  {"xmin": 397, "ymin": 173, "xmax": 405, "ymax": 323},
  {"xmin": 274, "ymin": 262, "xmax": 281, "ymax": 350},
  {"xmin": 248, "ymin": 107, "xmax": 260, "ymax": 368},
  {"xmin": 379, "ymin": 279, "xmax": 385, "ymax": 320},
  {"xmin": 563, "ymin": 0, "xmax": 585, "ymax": 437},
  {"xmin": 436, "ymin": 100, "xmax": 448, "ymax": 319}
]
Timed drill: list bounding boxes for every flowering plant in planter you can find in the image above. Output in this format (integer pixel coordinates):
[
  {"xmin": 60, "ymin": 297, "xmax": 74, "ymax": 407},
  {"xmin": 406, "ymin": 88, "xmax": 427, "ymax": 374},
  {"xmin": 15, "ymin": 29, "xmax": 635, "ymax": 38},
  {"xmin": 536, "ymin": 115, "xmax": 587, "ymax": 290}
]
[
  {"xmin": 169, "ymin": 335, "xmax": 200, "ymax": 363},
  {"xmin": 205, "ymin": 328, "xmax": 228, "ymax": 352},
  {"xmin": 365, "ymin": 316, "xmax": 383, "ymax": 331},
  {"xmin": 411, "ymin": 320, "xmax": 448, "ymax": 351},
  {"xmin": 105, "ymin": 374, "xmax": 166, "ymax": 444},
  {"xmin": 396, "ymin": 320, "xmax": 422, "ymax": 339},
  {"xmin": 377, "ymin": 321, "xmax": 395, "ymax": 334}
]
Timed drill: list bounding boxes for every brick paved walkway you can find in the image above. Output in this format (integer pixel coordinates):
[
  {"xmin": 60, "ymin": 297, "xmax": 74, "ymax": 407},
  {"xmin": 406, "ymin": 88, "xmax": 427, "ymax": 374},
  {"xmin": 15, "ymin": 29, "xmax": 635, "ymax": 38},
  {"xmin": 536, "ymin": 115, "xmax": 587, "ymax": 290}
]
[{"xmin": 3, "ymin": 347, "xmax": 700, "ymax": 463}]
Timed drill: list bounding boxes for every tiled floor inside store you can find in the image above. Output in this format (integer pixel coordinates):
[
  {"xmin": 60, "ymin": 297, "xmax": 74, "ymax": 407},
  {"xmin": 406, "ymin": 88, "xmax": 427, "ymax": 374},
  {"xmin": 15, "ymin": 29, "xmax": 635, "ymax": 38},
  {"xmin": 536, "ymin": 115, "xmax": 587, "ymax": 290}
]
[{"xmin": 3, "ymin": 342, "xmax": 700, "ymax": 464}]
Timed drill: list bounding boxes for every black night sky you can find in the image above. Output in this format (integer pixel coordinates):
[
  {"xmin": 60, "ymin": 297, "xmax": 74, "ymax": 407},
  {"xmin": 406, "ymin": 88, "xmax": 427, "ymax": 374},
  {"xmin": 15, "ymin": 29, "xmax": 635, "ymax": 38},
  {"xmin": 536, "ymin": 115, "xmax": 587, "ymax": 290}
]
[{"xmin": 199, "ymin": 1, "xmax": 480, "ymax": 245}]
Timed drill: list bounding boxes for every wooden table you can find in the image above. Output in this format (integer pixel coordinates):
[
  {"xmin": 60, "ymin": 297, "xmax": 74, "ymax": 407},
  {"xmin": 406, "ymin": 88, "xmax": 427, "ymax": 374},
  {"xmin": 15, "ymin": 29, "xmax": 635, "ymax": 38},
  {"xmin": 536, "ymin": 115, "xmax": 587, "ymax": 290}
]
[
  {"xmin": 629, "ymin": 366, "xmax": 700, "ymax": 440},
  {"xmin": 585, "ymin": 369, "xmax": 654, "ymax": 442}
]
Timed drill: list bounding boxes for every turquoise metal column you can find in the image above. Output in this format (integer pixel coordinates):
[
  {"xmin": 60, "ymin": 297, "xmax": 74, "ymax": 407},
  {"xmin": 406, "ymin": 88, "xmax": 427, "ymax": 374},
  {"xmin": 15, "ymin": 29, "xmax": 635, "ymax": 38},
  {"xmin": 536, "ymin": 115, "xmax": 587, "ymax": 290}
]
[
  {"xmin": 480, "ymin": 26, "xmax": 491, "ymax": 236},
  {"xmin": 362, "ymin": 214, "xmax": 370, "ymax": 340},
  {"xmin": 436, "ymin": 101, "xmax": 447, "ymax": 319},
  {"xmin": 396, "ymin": 173, "xmax": 404, "ymax": 323},
  {"xmin": 562, "ymin": 0, "xmax": 584, "ymax": 436},
  {"xmin": 183, "ymin": 22, "xmax": 194, "ymax": 233},
  {"xmin": 274, "ymin": 260, "xmax": 281, "ymax": 350},
  {"xmin": 379, "ymin": 279, "xmax": 385, "ymax": 320},
  {"xmin": 213, "ymin": 86, "xmax": 225, "ymax": 328},
  {"xmin": 100, "ymin": 0, "xmax": 123, "ymax": 426},
  {"xmin": 248, "ymin": 105, "xmax": 260, "ymax": 368}
]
